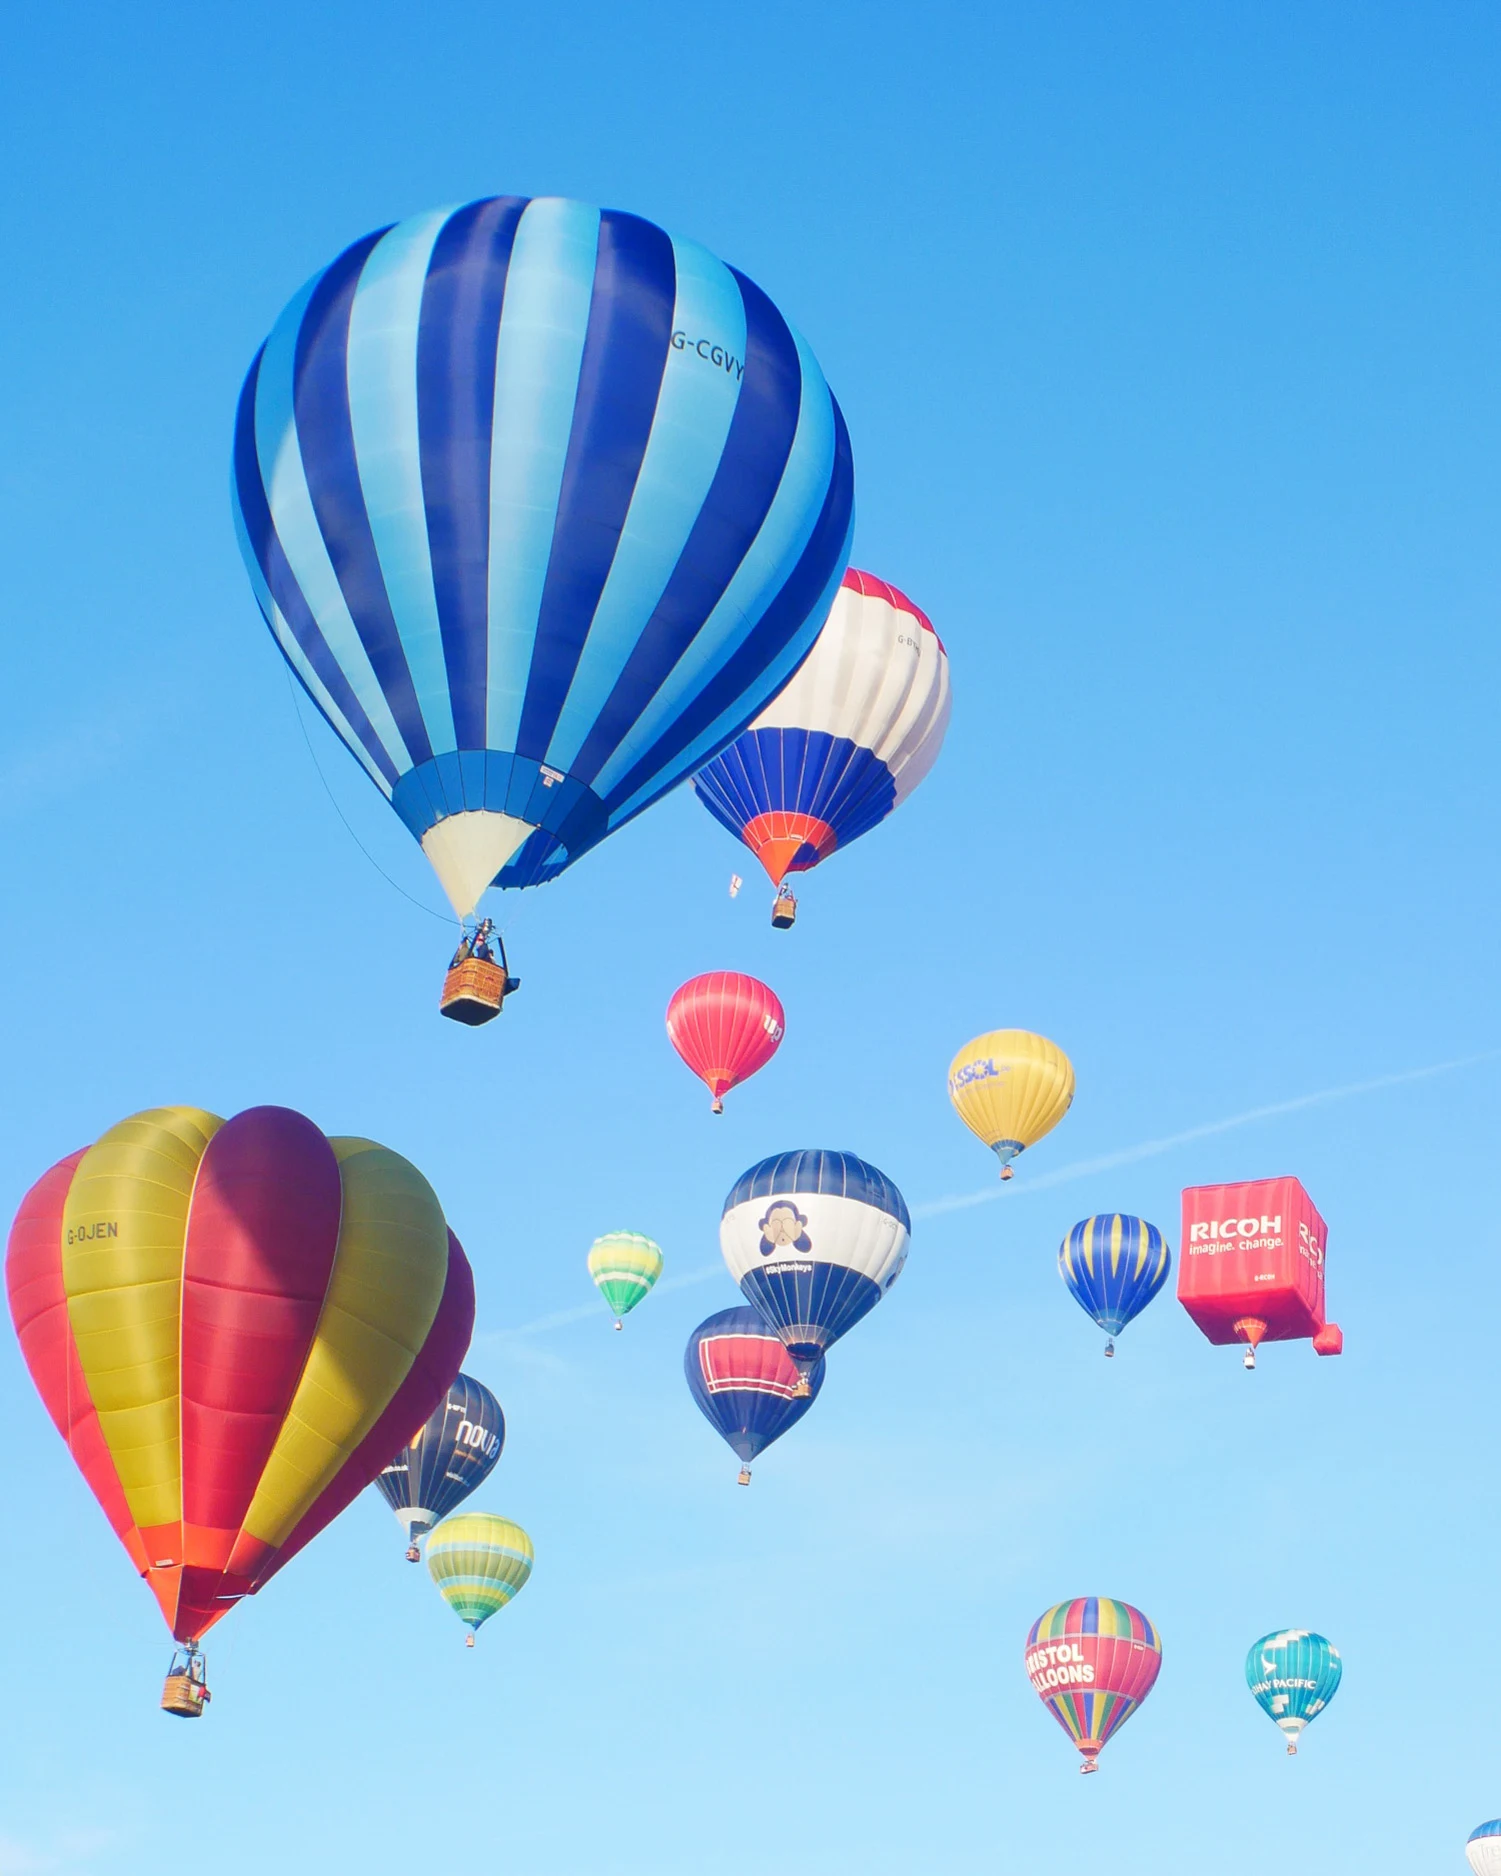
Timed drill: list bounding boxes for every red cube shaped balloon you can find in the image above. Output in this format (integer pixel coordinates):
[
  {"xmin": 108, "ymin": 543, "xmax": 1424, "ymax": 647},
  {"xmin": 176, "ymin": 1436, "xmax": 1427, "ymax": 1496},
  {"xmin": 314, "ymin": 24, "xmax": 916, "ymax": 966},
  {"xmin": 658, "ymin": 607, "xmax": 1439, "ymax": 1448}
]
[{"xmin": 1177, "ymin": 1177, "xmax": 1342, "ymax": 1370}]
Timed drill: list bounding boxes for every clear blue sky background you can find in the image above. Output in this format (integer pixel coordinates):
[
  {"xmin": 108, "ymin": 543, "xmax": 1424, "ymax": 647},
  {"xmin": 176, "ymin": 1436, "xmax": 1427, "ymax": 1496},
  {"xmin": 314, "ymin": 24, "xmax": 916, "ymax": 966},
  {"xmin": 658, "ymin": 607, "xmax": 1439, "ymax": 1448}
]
[{"xmin": 0, "ymin": 2, "xmax": 1496, "ymax": 1871}]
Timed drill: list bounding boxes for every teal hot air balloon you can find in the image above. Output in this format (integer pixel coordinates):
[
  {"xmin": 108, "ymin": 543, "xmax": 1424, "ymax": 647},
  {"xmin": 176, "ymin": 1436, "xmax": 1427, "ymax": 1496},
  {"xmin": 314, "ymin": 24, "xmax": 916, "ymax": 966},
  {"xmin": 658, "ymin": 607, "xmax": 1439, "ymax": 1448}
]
[
  {"xmin": 1058, "ymin": 1214, "xmax": 1172, "ymax": 1356},
  {"xmin": 232, "ymin": 197, "xmax": 855, "ymax": 937},
  {"xmin": 1245, "ymin": 1630, "xmax": 1342, "ymax": 1755}
]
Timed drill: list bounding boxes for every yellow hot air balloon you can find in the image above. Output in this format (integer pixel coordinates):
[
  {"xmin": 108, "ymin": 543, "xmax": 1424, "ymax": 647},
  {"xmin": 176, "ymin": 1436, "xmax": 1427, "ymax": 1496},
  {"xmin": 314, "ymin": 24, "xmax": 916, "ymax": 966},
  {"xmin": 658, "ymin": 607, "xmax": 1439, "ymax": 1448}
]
[{"xmin": 947, "ymin": 1030, "xmax": 1074, "ymax": 1177}]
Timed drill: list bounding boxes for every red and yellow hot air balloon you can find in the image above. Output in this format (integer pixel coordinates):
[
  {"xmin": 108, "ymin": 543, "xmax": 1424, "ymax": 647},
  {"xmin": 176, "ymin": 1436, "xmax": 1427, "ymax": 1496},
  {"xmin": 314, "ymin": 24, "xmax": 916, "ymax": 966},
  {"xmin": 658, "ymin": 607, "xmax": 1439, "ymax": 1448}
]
[
  {"xmin": 5, "ymin": 1104, "xmax": 473, "ymax": 1714},
  {"xmin": 666, "ymin": 972, "xmax": 785, "ymax": 1114}
]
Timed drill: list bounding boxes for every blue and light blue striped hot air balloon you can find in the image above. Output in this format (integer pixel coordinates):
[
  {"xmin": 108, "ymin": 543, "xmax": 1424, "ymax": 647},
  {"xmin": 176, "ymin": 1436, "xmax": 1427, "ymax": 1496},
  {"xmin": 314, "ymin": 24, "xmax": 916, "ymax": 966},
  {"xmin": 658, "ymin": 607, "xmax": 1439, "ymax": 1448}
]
[
  {"xmin": 232, "ymin": 196, "xmax": 855, "ymax": 932},
  {"xmin": 720, "ymin": 1150, "xmax": 909, "ymax": 1385},
  {"xmin": 1058, "ymin": 1214, "xmax": 1172, "ymax": 1357},
  {"xmin": 1245, "ymin": 1629, "xmax": 1342, "ymax": 1756}
]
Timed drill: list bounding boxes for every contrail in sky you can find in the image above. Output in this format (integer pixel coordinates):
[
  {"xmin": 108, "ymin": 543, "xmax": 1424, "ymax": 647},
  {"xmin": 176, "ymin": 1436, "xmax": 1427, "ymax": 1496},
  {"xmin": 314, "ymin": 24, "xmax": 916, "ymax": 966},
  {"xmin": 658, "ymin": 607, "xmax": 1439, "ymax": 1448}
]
[
  {"xmin": 913, "ymin": 1051, "xmax": 1497, "ymax": 1220},
  {"xmin": 486, "ymin": 1052, "xmax": 1495, "ymax": 1335}
]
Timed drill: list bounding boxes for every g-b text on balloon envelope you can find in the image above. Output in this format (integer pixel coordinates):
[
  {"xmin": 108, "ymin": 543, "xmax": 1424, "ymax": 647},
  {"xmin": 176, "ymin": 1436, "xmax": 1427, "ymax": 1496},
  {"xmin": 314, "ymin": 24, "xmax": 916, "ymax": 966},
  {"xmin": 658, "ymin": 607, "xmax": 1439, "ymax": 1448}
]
[{"xmin": 671, "ymin": 330, "xmax": 745, "ymax": 379}]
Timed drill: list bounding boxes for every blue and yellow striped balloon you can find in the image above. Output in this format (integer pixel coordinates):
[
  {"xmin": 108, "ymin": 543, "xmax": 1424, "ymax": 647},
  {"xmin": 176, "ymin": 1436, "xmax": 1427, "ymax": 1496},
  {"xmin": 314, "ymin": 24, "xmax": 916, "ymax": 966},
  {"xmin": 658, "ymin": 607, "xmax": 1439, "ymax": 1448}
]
[
  {"xmin": 426, "ymin": 1511, "xmax": 533, "ymax": 1645},
  {"xmin": 1058, "ymin": 1214, "xmax": 1172, "ymax": 1355}
]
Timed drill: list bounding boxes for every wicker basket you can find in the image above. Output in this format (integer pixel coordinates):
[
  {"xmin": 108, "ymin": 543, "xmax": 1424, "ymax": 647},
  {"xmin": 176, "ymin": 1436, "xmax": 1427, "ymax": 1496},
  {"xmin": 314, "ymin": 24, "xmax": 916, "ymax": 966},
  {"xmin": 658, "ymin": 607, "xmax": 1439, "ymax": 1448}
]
[
  {"xmin": 440, "ymin": 957, "xmax": 506, "ymax": 1026},
  {"xmin": 770, "ymin": 893, "xmax": 798, "ymax": 930},
  {"xmin": 161, "ymin": 1672, "xmax": 206, "ymax": 1718}
]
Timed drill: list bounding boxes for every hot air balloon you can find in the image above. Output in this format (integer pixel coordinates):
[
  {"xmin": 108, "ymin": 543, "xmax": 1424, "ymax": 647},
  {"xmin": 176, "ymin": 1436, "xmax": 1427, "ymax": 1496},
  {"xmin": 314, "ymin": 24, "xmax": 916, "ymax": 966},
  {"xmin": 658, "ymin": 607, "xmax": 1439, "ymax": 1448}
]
[
  {"xmin": 1467, "ymin": 1823, "xmax": 1501, "ymax": 1875},
  {"xmin": 685, "ymin": 1306, "xmax": 825, "ymax": 1484},
  {"xmin": 667, "ymin": 972, "xmax": 785, "ymax": 1113},
  {"xmin": 948, "ymin": 1030, "xmax": 1074, "ymax": 1178},
  {"xmin": 1059, "ymin": 1215, "xmax": 1172, "ymax": 1356},
  {"xmin": 375, "ymin": 1373, "xmax": 504, "ymax": 1561},
  {"xmin": 693, "ymin": 568, "xmax": 950, "ymax": 927},
  {"xmin": 1025, "ymin": 1599, "xmax": 1162, "ymax": 1773},
  {"xmin": 6, "ymin": 1106, "xmax": 473, "ymax": 1712},
  {"xmin": 427, "ymin": 1511, "xmax": 533, "ymax": 1646},
  {"xmin": 231, "ymin": 195, "xmax": 855, "ymax": 1021},
  {"xmin": 1179, "ymin": 1178, "xmax": 1343, "ymax": 1369},
  {"xmin": 720, "ymin": 1150, "xmax": 909, "ymax": 1388},
  {"xmin": 1245, "ymin": 1630, "xmax": 1341, "ymax": 1755},
  {"xmin": 587, "ymin": 1231, "xmax": 663, "ymax": 1328}
]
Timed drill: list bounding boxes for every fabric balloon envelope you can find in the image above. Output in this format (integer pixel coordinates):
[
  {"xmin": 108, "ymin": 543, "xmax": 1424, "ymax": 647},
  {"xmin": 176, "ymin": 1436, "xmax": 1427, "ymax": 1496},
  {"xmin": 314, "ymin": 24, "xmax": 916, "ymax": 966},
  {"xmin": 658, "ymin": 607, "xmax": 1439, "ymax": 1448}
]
[
  {"xmin": 693, "ymin": 568, "xmax": 951, "ymax": 898},
  {"xmin": 1467, "ymin": 1821, "xmax": 1501, "ymax": 1876},
  {"xmin": 1178, "ymin": 1178, "xmax": 1341, "ymax": 1366},
  {"xmin": 375, "ymin": 1372, "xmax": 504, "ymax": 1550},
  {"xmin": 1024, "ymin": 1598, "xmax": 1162, "ymax": 1772},
  {"xmin": 667, "ymin": 973, "xmax": 785, "ymax": 1113},
  {"xmin": 1245, "ymin": 1629, "xmax": 1341, "ymax": 1754},
  {"xmin": 719, "ymin": 1149, "xmax": 909, "ymax": 1371},
  {"xmin": 6, "ymin": 1106, "xmax": 473, "ymax": 1645},
  {"xmin": 232, "ymin": 196, "xmax": 855, "ymax": 919},
  {"xmin": 1058, "ymin": 1214, "xmax": 1171, "ymax": 1352},
  {"xmin": 684, "ymin": 1306, "xmax": 824, "ymax": 1476}
]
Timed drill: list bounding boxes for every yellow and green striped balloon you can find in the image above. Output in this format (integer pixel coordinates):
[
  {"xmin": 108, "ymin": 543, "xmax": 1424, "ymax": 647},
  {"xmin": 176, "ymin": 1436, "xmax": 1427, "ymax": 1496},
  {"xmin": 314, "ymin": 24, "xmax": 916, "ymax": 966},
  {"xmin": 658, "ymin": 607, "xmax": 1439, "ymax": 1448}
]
[
  {"xmin": 426, "ymin": 1512, "xmax": 533, "ymax": 1645},
  {"xmin": 587, "ymin": 1231, "xmax": 664, "ymax": 1329}
]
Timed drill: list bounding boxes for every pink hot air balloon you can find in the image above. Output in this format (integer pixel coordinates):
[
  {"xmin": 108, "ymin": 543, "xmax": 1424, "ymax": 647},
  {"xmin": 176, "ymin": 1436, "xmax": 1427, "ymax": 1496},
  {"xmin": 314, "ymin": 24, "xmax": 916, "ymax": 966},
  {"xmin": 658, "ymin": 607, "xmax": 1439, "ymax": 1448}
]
[
  {"xmin": 1025, "ymin": 1598, "xmax": 1162, "ymax": 1772},
  {"xmin": 666, "ymin": 973, "xmax": 785, "ymax": 1114}
]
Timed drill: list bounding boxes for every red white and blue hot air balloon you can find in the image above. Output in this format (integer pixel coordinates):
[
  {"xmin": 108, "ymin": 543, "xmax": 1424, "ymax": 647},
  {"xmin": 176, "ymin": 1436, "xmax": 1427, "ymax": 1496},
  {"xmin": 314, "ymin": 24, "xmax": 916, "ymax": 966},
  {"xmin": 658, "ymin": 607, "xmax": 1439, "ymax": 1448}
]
[
  {"xmin": 693, "ymin": 570, "xmax": 950, "ymax": 925},
  {"xmin": 684, "ymin": 1306, "xmax": 824, "ymax": 1483}
]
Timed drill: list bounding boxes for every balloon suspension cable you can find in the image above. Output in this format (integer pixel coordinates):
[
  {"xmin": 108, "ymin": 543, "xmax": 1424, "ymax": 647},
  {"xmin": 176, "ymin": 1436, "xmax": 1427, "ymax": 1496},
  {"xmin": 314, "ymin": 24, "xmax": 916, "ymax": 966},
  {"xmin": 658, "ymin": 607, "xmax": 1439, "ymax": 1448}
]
[{"xmin": 282, "ymin": 668, "xmax": 450, "ymax": 924}]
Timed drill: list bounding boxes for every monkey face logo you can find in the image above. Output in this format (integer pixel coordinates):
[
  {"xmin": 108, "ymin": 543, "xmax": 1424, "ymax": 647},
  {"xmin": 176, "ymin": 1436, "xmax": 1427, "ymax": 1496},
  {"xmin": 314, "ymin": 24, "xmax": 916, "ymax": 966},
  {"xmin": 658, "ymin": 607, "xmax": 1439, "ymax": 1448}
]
[{"xmin": 757, "ymin": 1200, "xmax": 812, "ymax": 1257}]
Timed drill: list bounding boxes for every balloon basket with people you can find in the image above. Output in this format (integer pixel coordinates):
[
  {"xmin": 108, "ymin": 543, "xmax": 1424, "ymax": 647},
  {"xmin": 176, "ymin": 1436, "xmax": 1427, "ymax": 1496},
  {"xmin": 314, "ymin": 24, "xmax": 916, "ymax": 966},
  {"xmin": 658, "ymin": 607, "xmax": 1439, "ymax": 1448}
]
[
  {"xmin": 160, "ymin": 1646, "xmax": 210, "ymax": 1719},
  {"xmin": 439, "ymin": 919, "xmax": 519, "ymax": 1026}
]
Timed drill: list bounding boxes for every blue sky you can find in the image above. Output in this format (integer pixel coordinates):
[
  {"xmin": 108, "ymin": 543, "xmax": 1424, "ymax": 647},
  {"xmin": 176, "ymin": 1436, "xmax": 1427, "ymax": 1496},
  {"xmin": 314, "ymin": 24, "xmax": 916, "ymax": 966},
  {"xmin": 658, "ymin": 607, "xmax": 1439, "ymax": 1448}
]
[{"xmin": 1, "ymin": 1, "xmax": 1497, "ymax": 1870}]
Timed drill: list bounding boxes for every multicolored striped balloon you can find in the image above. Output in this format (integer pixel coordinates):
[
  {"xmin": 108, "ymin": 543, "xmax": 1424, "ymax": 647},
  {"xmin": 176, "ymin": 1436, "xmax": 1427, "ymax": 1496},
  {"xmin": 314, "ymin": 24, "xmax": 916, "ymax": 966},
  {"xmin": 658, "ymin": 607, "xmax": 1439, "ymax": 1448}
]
[
  {"xmin": 1467, "ymin": 1821, "xmax": 1501, "ymax": 1875},
  {"xmin": 1024, "ymin": 1598, "xmax": 1162, "ymax": 1772},
  {"xmin": 693, "ymin": 568, "xmax": 950, "ymax": 914},
  {"xmin": 587, "ymin": 1231, "xmax": 664, "ymax": 1328},
  {"xmin": 1058, "ymin": 1215, "xmax": 1172, "ymax": 1355},
  {"xmin": 6, "ymin": 1106, "xmax": 473, "ymax": 1648},
  {"xmin": 232, "ymin": 196, "xmax": 854, "ymax": 921},
  {"xmin": 426, "ymin": 1511, "xmax": 534, "ymax": 1645},
  {"xmin": 1245, "ymin": 1629, "xmax": 1342, "ymax": 1754}
]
